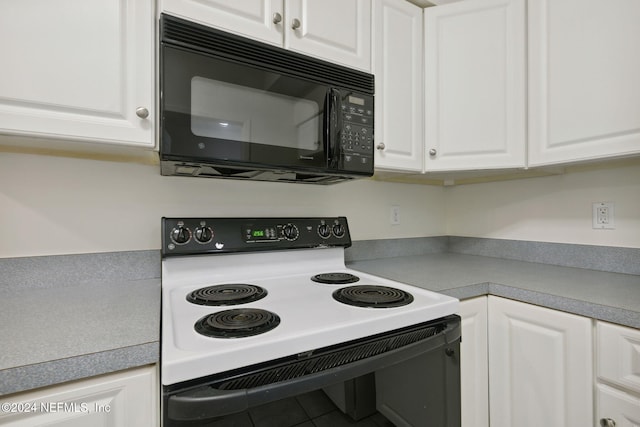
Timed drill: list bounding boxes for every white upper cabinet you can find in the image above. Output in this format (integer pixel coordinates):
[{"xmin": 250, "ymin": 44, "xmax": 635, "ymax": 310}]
[
  {"xmin": 373, "ymin": 0, "xmax": 424, "ymax": 172},
  {"xmin": 423, "ymin": 0, "xmax": 526, "ymax": 171},
  {"xmin": 528, "ymin": 0, "xmax": 640, "ymax": 166},
  {"xmin": 285, "ymin": 0, "xmax": 371, "ymax": 72},
  {"xmin": 160, "ymin": 0, "xmax": 284, "ymax": 46},
  {"xmin": 160, "ymin": 0, "xmax": 372, "ymax": 72},
  {"xmin": 0, "ymin": 0, "xmax": 154, "ymax": 148}
]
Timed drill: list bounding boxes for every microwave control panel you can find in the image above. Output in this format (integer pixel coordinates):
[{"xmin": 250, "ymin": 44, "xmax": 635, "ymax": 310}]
[{"xmin": 340, "ymin": 94, "xmax": 374, "ymax": 173}]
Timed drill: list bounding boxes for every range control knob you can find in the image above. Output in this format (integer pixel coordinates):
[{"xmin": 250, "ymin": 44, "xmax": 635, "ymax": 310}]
[
  {"xmin": 318, "ymin": 223, "xmax": 331, "ymax": 239},
  {"xmin": 194, "ymin": 226, "xmax": 213, "ymax": 244},
  {"xmin": 332, "ymin": 223, "xmax": 346, "ymax": 238},
  {"xmin": 170, "ymin": 226, "xmax": 191, "ymax": 245},
  {"xmin": 283, "ymin": 224, "xmax": 299, "ymax": 241}
]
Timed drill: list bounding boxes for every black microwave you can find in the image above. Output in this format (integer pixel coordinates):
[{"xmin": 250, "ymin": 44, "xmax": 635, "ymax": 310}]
[{"xmin": 159, "ymin": 14, "xmax": 375, "ymax": 185}]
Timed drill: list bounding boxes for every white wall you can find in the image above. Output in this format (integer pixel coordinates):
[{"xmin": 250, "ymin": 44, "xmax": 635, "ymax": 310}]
[
  {"xmin": 445, "ymin": 163, "xmax": 640, "ymax": 248},
  {"xmin": 2, "ymin": 151, "xmax": 639, "ymax": 258},
  {"xmin": 0, "ymin": 152, "xmax": 446, "ymax": 258}
]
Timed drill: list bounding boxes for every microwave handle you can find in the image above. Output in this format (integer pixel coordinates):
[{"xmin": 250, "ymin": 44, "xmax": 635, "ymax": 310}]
[{"xmin": 325, "ymin": 88, "xmax": 342, "ymax": 168}]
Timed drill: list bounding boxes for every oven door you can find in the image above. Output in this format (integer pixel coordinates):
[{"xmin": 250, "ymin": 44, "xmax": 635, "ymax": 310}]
[
  {"xmin": 162, "ymin": 315, "xmax": 461, "ymax": 427},
  {"xmin": 160, "ymin": 44, "xmax": 333, "ymax": 172}
]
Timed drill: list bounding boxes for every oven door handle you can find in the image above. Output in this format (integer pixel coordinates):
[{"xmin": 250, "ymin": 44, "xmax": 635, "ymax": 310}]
[{"xmin": 166, "ymin": 317, "xmax": 461, "ymax": 421}]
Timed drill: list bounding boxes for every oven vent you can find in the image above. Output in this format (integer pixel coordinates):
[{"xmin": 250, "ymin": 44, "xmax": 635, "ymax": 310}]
[{"xmin": 212, "ymin": 323, "xmax": 446, "ymax": 391}]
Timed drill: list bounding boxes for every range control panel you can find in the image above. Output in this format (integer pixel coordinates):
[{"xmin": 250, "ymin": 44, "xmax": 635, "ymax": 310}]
[{"xmin": 161, "ymin": 217, "xmax": 351, "ymax": 257}]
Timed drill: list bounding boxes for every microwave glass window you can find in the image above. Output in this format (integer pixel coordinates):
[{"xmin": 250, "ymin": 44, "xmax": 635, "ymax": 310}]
[{"xmin": 191, "ymin": 76, "xmax": 321, "ymax": 151}]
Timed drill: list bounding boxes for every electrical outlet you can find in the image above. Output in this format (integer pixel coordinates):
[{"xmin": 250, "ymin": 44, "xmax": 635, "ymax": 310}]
[
  {"xmin": 390, "ymin": 206, "xmax": 400, "ymax": 225},
  {"xmin": 592, "ymin": 202, "xmax": 615, "ymax": 229}
]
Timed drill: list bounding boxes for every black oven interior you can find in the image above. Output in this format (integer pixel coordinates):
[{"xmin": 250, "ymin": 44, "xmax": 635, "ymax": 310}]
[{"xmin": 162, "ymin": 315, "xmax": 461, "ymax": 427}]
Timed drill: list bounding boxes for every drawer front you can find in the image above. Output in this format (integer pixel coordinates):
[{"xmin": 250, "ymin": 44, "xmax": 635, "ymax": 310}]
[
  {"xmin": 597, "ymin": 384, "xmax": 640, "ymax": 427},
  {"xmin": 597, "ymin": 321, "xmax": 640, "ymax": 393}
]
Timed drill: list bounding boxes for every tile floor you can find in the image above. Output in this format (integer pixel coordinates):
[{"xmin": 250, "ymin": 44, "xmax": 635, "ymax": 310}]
[{"xmin": 202, "ymin": 389, "xmax": 395, "ymax": 427}]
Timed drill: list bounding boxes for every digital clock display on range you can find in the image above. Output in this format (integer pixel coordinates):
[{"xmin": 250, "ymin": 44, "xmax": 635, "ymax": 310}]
[{"xmin": 244, "ymin": 225, "xmax": 278, "ymax": 242}]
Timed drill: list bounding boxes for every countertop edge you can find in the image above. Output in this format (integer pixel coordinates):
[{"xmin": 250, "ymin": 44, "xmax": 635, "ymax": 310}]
[
  {"xmin": 0, "ymin": 342, "xmax": 159, "ymax": 396},
  {"xmin": 348, "ymin": 253, "xmax": 640, "ymax": 330},
  {"xmin": 438, "ymin": 282, "xmax": 640, "ymax": 330}
]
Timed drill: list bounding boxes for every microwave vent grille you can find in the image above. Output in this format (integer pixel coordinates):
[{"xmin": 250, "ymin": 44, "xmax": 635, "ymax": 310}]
[
  {"xmin": 162, "ymin": 161, "xmax": 355, "ymax": 185},
  {"xmin": 161, "ymin": 14, "xmax": 374, "ymax": 94}
]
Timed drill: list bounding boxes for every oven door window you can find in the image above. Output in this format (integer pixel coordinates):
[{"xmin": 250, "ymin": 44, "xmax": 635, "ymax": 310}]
[{"xmin": 161, "ymin": 46, "xmax": 328, "ymax": 168}]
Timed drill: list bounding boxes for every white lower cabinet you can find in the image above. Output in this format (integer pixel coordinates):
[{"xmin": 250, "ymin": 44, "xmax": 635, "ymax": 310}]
[
  {"xmin": 597, "ymin": 384, "xmax": 640, "ymax": 427},
  {"xmin": 488, "ymin": 296, "xmax": 593, "ymax": 427},
  {"xmin": 596, "ymin": 321, "xmax": 640, "ymax": 427},
  {"xmin": 460, "ymin": 296, "xmax": 640, "ymax": 427},
  {"xmin": 458, "ymin": 297, "xmax": 489, "ymax": 427},
  {"xmin": 0, "ymin": 365, "xmax": 158, "ymax": 426}
]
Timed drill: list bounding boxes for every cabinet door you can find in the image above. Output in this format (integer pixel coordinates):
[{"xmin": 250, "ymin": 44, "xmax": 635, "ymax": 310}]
[
  {"xmin": 285, "ymin": 0, "xmax": 371, "ymax": 71},
  {"xmin": 160, "ymin": 0, "xmax": 284, "ymax": 46},
  {"xmin": 597, "ymin": 321, "xmax": 640, "ymax": 394},
  {"xmin": 597, "ymin": 384, "xmax": 640, "ymax": 427},
  {"xmin": 458, "ymin": 297, "xmax": 489, "ymax": 427},
  {"xmin": 0, "ymin": 366, "xmax": 157, "ymax": 426},
  {"xmin": 373, "ymin": 0, "xmax": 423, "ymax": 172},
  {"xmin": 528, "ymin": 0, "xmax": 640, "ymax": 166},
  {"xmin": 424, "ymin": 0, "xmax": 525, "ymax": 171},
  {"xmin": 488, "ymin": 297, "xmax": 592, "ymax": 427},
  {"xmin": 0, "ymin": 0, "xmax": 154, "ymax": 147}
]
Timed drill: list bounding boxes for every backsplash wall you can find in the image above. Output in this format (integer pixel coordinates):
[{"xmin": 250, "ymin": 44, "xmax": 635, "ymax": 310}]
[
  {"xmin": 445, "ymin": 162, "xmax": 640, "ymax": 248},
  {"xmin": 0, "ymin": 151, "xmax": 445, "ymax": 258},
  {"xmin": 2, "ymin": 151, "xmax": 639, "ymax": 259}
]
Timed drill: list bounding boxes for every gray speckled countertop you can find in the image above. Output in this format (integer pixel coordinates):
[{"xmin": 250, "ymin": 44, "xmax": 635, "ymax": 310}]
[
  {"xmin": 348, "ymin": 253, "xmax": 640, "ymax": 328},
  {"xmin": 0, "ymin": 251, "xmax": 160, "ymax": 396},
  {"xmin": 0, "ymin": 278, "xmax": 160, "ymax": 396},
  {"xmin": 1, "ymin": 244, "xmax": 638, "ymax": 397}
]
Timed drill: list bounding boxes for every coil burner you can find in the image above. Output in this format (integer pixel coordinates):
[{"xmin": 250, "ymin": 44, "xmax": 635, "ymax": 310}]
[
  {"xmin": 187, "ymin": 284, "xmax": 267, "ymax": 306},
  {"xmin": 333, "ymin": 285, "xmax": 414, "ymax": 308},
  {"xmin": 194, "ymin": 308, "xmax": 281, "ymax": 338},
  {"xmin": 311, "ymin": 272, "xmax": 360, "ymax": 284}
]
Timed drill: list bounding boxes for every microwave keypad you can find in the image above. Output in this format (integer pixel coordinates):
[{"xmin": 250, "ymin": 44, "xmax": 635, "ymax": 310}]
[{"xmin": 341, "ymin": 107, "xmax": 373, "ymax": 154}]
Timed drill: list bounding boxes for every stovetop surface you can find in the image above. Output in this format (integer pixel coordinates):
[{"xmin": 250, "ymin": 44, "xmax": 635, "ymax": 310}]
[{"xmin": 161, "ymin": 247, "xmax": 458, "ymax": 386}]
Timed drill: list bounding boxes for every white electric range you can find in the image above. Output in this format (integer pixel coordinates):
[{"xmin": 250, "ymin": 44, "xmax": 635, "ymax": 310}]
[{"xmin": 161, "ymin": 217, "xmax": 460, "ymax": 426}]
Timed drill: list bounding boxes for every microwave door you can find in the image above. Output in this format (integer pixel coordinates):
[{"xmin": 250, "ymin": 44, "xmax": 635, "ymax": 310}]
[{"xmin": 161, "ymin": 45, "xmax": 328, "ymax": 170}]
